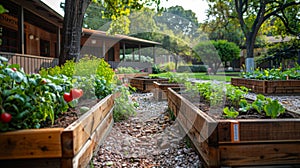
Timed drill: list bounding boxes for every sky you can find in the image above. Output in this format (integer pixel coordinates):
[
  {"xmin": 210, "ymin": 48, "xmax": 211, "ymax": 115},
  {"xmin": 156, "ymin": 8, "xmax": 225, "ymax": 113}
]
[{"xmin": 42, "ymin": 0, "xmax": 209, "ymax": 23}]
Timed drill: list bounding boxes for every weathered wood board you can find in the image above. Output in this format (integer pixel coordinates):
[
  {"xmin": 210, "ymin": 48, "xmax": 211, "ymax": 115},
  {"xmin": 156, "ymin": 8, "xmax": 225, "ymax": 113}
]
[{"xmin": 167, "ymin": 88, "xmax": 300, "ymax": 167}]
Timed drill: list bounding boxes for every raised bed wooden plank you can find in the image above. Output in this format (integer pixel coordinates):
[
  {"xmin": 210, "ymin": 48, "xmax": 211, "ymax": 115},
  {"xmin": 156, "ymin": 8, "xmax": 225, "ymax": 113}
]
[
  {"xmin": 232, "ymin": 78, "xmax": 300, "ymax": 94},
  {"xmin": 167, "ymin": 87, "xmax": 300, "ymax": 167},
  {"xmin": 217, "ymin": 119, "xmax": 300, "ymax": 143},
  {"xmin": 0, "ymin": 158, "xmax": 61, "ymax": 168},
  {"xmin": 62, "ymin": 95, "xmax": 114, "ymax": 157},
  {"xmin": 0, "ymin": 128, "xmax": 63, "ymax": 160},
  {"xmin": 219, "ymin": 143, "xmax": 300, "ymax": 166},
  {"xmin": 62, "ymin": 110, "xmax": 114, "ymax": 168}
]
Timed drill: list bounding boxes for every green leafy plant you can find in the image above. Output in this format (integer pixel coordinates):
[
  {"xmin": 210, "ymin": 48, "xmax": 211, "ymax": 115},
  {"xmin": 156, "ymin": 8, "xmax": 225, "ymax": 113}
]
[
  {"xmin": 251, "ymin": 94, "xmax": 266, "ymax": 113},
  {"xmin": 263, "ymin": 98, "xmax": 285, "ymax": 119},
  {"xmin": 238, "ymin": 99, "xmax": 251, "ymax": 113},
  {"xmin": 223, "ymin": 107, "xmax": 239, "ymax": 118},
  {"xmin": 113, "ymin": 85, "xmax": 137, "ymax": 122},
  {"xmin": 0, "ymin": 56, "xmax": 72, "ymax": 131},
  {"xmin": 115, "ymin": 67, "xmax": 140, "ymax": 74},
  {"xmin": 94, "ymin": 76, "xmax": 113, "ymax": 99}
]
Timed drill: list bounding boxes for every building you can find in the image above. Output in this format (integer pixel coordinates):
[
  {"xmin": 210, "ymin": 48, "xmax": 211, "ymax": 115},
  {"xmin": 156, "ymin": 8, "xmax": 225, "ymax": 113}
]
[{"xmin": 0, "ymin": 0, "xmax": 160, "ymax": 73}]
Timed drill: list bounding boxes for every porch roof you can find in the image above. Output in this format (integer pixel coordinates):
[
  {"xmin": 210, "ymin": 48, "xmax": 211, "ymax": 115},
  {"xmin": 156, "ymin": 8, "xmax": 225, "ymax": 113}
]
[
  {"xmin": 82, "ymin": 28, "xmax": 161, "ymax": 48},
  {"xmin": 7, "ymin": 0, "xmax": 63, "ymax": 32}
]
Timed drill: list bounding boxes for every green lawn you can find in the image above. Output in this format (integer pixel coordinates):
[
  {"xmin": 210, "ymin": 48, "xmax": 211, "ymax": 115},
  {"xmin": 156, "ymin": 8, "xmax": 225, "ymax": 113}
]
[{"xmin": 150, "ymin": 72, "xmax": 241, "ymax": 82}]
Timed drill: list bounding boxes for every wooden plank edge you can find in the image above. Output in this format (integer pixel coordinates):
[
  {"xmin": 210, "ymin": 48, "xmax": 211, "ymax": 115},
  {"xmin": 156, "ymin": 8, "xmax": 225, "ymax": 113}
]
[
  {"xmin": 0, "ymin": 128, "xmax": 64, "ymax": 160},
  {"xmin": 61, "ymin": 95, "xmax": 114, "ymax": 157},
  {"xmin": 66, "ymin": 110, "xmax": 114, "ymax": 168}
]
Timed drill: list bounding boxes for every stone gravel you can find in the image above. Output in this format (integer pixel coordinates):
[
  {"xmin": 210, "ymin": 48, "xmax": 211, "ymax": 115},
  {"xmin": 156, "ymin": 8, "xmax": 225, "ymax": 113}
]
[{"xmin": 92, "ymin": 93, "xmax": 202, "ymax": 168}]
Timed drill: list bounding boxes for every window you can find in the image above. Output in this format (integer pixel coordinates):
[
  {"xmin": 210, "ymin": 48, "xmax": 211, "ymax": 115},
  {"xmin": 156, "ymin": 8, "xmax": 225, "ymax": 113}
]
[
  {"xmin": 0, "ymin": 26, "xmax": 18, "ymax": 53},
  {"xmin": 40, "ymin": 39, "xmax": 50, "ymax": 57}
]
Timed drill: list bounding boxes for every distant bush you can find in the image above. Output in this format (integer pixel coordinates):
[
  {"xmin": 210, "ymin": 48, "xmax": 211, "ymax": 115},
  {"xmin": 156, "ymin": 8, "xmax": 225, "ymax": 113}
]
[
  {"xmin": 177, "ymin": 65, "xmax": 208, "ymax": 73},
  {"xmin": 152, "ymin": 64, "xmax": 166, "ymax": 74}
]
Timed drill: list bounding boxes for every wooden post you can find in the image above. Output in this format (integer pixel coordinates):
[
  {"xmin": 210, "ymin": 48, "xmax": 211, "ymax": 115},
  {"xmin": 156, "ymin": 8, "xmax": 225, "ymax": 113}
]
[
  {"xmin": 18, "ymin": 5, "xmax": 25, "ymax": 54},
  {"xmin": 153, "ymin": 46, "xmax": 156, "ymax": 64},
  {"xmin": 57, "ymin": 27, "xmax": 61, "ymax": 58},
  {"xmin": 132, "ymin": 48, "xmax": 135, "ymax": 62},
  {"xmin": 138, "ymin": 44, "xmax": 141, "ymax": 62},
  {"xmin": 102, "ymin": 41, "xmax": 106, "ymax": 58},
  {"xmin": 123, "ymin": 43, "xmax": 126, "ymax": 61}
]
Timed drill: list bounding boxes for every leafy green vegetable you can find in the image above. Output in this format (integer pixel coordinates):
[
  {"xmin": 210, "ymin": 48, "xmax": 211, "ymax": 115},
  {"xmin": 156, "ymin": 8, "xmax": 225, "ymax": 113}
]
[
  {"xmin": 223, "ymin": 107, "xmax": 239, "ymax": 118},
  {"xmin": 263, "ymin": 98, "xmax": 285, "ymax": 118},
  {"xmin": 238, "ymin": 99, "xmax": 250, "ymax": 113},
  {"xmin": 252, "ymin": 94, "xmax": 265, "ymax": 113}
]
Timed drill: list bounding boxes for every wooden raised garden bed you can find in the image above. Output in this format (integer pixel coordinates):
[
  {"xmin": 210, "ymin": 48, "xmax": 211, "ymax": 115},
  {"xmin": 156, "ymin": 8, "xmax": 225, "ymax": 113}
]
[
  {"xmin": 153, "ymin": 81, "xmax": 184, "ymax": 101},
  {"xmin": 0, "ymin": 94, "xmax": 115, "ymax": 168},
  {"xmin": 167, "ymin": 88, "xmax": 300, "ymax": 167},
  {"xmin": 231, "ymin": 78, "xmax": 300, "ymax": 94},
  {"xmin": 130, "ymin": 76, "xmax": 169, "ymax": 92}
]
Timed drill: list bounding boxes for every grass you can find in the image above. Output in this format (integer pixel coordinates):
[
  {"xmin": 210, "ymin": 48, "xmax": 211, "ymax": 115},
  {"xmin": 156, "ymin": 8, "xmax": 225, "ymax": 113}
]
[{"xmin": 150, "ymin": 72, "xmax": 241, "ymax": 82}]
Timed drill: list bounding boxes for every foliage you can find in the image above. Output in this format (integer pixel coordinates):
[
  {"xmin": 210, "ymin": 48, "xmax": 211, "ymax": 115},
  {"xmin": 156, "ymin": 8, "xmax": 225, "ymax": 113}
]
[
  {"xmin": 40, "ymin": 60, "xmax": 75, "ymax": 78},
  {"xmin": 193, "ymin": 40, "xmax": 240, "ymax": 74},
  {"xmin": 242, "ymin": 65, "xmax": 300, "ymax": 80},
  {"xmin": 113, "ymin": 85, "xmax": 137, "ymax": 122},
  {"xmin": 205, "ymin": 0, "xmax": 300, "ymax": 72},
  {"xmin": 156, "ymin": 5, "xmax": 200, "ymax": 38},
  {"xmin": 41, "ymin": 56, "xmax": 115, "ymax": 100},
  {"xmin": 95, "ymin": 58, "xmax": 115, "ymax": 84},
  {"xmin": 152, "ymin": 64, "xmax": 166, "ymax": 74},
  {"xmin": 161, "ymin": 62, "xmax": 176, "ymax": 72},
  {"xmin": 223, "ymin": 107, "xmax": 239, "ymax": 118},
  {"xmin": 83, "ymin": 2, "xmax": 111, "ymax": 30},
  {"xmin": 177, "ymin": 65, "xmax": 208, "ymax": 73},
  {"xmin": 60, "ymin": 0, "xmax": 163, "ymax": 64},
  {"xmin": 94, "ymin": 76, "xmax": 113, "ymax": 99},
  {"xmin": 187, "ymin": 81, "xmax": 286, "ymax": 119},
  {"xmin": 263, "ymin": 98, "xmax": 285, "ymax": 119},
  {"xmin": 115, "ymin": 67, "xmax": 140, "ymax": 74},
  {"xmin": 0, "ymin": 4, "xmax": 7, "ymax": 14},
  {"xmin": 165, "ymin": 72, "xmax": 187, "ymax": 83},
  {"xmin": 0, "ymin": 56, "xmax": 72, "ymax": 131}
]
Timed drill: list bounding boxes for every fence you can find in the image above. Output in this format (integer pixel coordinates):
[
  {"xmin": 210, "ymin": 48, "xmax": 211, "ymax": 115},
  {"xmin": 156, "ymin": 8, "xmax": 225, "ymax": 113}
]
[{"xmin": 0, "ymin": 52, "xmax": 59, "ymax": 74}]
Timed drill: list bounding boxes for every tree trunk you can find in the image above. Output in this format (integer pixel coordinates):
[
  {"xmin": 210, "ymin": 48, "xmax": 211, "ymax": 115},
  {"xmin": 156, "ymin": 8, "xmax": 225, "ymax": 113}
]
[
  {"xmin": 59, "ymin": 0, "xmax": 91, "ymax": 65},
  {"xmin": 245, "ymin": 32, "xmax": 256, "ymax": 72}
]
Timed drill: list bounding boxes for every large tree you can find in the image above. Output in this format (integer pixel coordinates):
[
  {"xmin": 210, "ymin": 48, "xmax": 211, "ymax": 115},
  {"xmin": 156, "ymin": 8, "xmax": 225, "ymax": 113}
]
[
  {"xmin": 206, "ymin": 0, "xmax": 300, "ymax": 72},
  {"xmin": 233, "ymin": 0, "xmax": 300, "ymax": 72},
  {"xmin": 59, "ymin": 0, "xmax": 163, "ymax": 65}
]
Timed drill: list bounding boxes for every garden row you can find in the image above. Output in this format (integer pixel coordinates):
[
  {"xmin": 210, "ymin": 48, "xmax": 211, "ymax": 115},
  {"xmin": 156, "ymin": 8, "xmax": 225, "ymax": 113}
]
[
  {"xmin": 130, "ymin": 75, "xmax": 300, "ymax": 167},
  {"xmin": 0, "ymin": 56, "xmax": 139, "ymax": 167}
]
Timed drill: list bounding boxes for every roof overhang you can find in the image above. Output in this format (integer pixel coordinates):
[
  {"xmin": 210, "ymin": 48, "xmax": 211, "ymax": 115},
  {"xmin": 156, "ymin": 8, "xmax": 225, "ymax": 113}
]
[{"xmin": 82, "ymin": 28, "xmax": 161, "ymax": 48}]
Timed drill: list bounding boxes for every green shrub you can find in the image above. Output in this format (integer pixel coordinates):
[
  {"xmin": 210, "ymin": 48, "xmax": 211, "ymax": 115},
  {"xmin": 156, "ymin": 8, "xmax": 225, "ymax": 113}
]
[
  {"xmin": 40, "ymin": 60, "xmax": 75, "ymax": 77},
  {"xmin": 113, "ymin": 85, "xmax": 136, "ymax": 122},
  {"xmin": 177, "ymin": 65, "xmax": 208, "ymax": 73},
  {"xmin": 115, "ymin": 67, "xmax": 140, "ymax": 74}
]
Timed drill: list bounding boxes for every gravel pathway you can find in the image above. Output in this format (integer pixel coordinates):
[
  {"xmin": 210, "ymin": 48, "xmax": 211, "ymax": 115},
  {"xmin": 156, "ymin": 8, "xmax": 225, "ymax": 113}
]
[{"xmin": 92, "ymin": 93, "xmax": 201, "ymax": 168}]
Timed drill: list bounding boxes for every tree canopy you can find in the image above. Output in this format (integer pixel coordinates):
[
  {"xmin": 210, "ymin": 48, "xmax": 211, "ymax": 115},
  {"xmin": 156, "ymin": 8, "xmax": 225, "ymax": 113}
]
[
  {"xmin": 206, "ymin": 0, "xmax": 300, "ymax": 72},
  {"xmin": 194, "ymin": 40, "xmax": 240, "ymax": 74},
  {"xmin": 60, "ymin": 0, "xmax": 163, "ymax": 65}
]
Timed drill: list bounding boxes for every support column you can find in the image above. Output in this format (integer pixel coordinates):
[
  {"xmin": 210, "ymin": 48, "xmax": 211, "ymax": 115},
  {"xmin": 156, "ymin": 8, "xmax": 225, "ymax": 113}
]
[
  {"xmin": 123, "ymin": 43, "xmax": 126, "ymax": 61},
  {"xmin": 138, "ymin": 44, "xmax": 141, "ymax": 62},
  {"xmin": 102, "ymin": 41, "xmax": 106, "ymax": 58},
  {"xmin": 57, "ymin": 27, "xmax": 61, "ymax": 58},
  {"xmin": 132, "ymin": 48, "xmax": 135, "ymax": 62},
  {"xmin": 153, "ymin": 46, "xmax": 156, "ymax": 64},
  {"xmin": 18, "ymin": 6, "xmax": 25, "ymax": 54}
]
